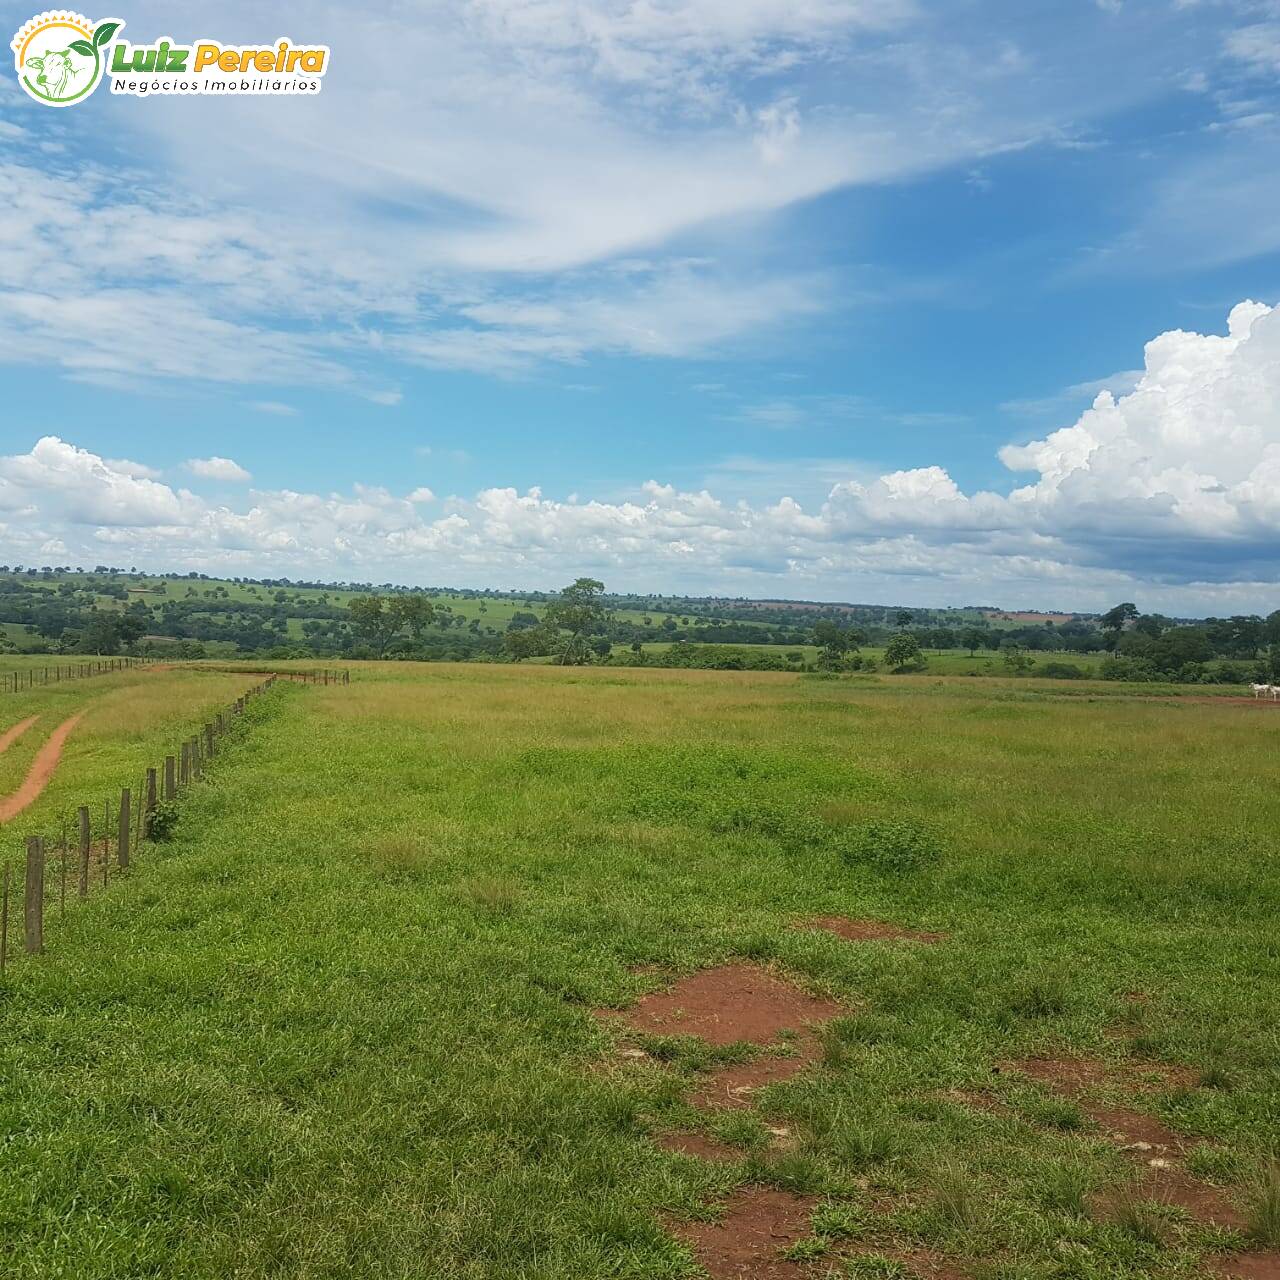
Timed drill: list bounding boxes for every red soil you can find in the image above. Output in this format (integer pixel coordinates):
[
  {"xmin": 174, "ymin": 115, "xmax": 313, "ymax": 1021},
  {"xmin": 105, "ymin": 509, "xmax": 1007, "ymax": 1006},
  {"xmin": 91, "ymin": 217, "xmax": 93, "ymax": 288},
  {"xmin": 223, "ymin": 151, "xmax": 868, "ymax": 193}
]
[
  {"xmin": 609, "ymin": 963, "xmax": 843, "ymax": 1046},
  {"xmin": 804, "ymin": 916, "xmax": 946, "ymax": 943},
  {"xmin": 1210, "ymin": 1255, "xmax": 1280, "ymax": 1279},
  {"xmin": 1004, "ymin": 1053, "xmax": 1256, "ymax": 1245},
  {"xmin": 669, "ymin": 1186, "xmax": 818, "ymax": 1279},
  {"xmin": 1002, "ymin": 1055, "xmax": 1192, "ymax": 1095},
  {"xmin": 0, "ymin": 714, "xmax": 38, "ymax": 756},
  {"xmin": 655, "ymin": 1132, "xmax": 739, "ymax": 1161},
  {"xmin": 691, "ymin": 1053, "xmax": 812, "ymax": 1109},
  {"xmin": 0, "ymin": 712, "xmax": 85, "ymax": 823},
  {"xmin": 1001, "ymin": 1057, "xmax": 1112, "ymax": 1094},
  {"xmin": 1086, "ymin": 1106, "xmax": 1184, "ymax": 1152}
]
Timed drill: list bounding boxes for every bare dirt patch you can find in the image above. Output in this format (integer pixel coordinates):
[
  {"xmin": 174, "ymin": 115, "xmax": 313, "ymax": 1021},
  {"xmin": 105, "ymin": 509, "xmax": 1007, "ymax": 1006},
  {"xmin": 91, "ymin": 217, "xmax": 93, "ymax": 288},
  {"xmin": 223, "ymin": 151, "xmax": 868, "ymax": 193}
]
[
  {"xmin": 1001, "ymin": 1057, "xmax": 1112, "ymax": 1095},
  {"xmin": 1209, "ymin": 1253, "xmax": 1280, "ymax": 1279},
  {"xmin": 655, "ymin": 1132, "xmax": 739, "ymax": 1161},
  {"xmin": 691, "ymin": 1054, "xmax": 812, "ymax": 1109},
  {"xmin": 804, "ymin": 916, "xmax": 946, "ymax": 944},
  {"xmin": 1003, "ymin": 1054, "xmax": 1253, "ymax": 1240},
  {"xmin": 0, "ymin": 712, "xmax": 84, "ymax": 823},
  {"xmin": 669, "ymin": 1185, "xmax": 818, "ymax": 1279},
  {"xmin": 1087, "ymin": 1106, "xmax": 1185, "ymax": 1152},
  {"xmin": 609, "ymin": 963, "xmax": 843, "ymax": 1046},
  {"xmin": 0, "ymin": 715, "xmax": 38, "ymax": 756},
  {"xmin": 1001, "ymin": 1055, "xmax": 1191, "ymax": 1096}
]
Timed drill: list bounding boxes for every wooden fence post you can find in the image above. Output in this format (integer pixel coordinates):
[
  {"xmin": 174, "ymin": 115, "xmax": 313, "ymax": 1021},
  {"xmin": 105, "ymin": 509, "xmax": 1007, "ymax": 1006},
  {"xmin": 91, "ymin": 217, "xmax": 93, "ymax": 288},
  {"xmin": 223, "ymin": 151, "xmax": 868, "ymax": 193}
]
[
  {"xmin": 24, "ymin": 837, "xmax": 44, "ymax": 954},
  {"xmin": 1, "ymin": 865, "xmax": 8, "ymax": 977},
  {"xmin": 205, "ymin": 723, "xmax": 215, "ymax": 758},
  {"xmin": 164, "ymin": 756, "xmax": 176, "ymax": 801},
  {"xmin": 145, "ymin": 768, "xmax": 157, "ymax": 837},
  {"xmin": 191, "ymin": 736, "xmax": 202, "ymax": 780},
  {"xmin": 179, "ymin": 742, "xmax": 190, "ymax": 787},
  {"xmin": 78, "ymin": 806, "xmax": 91, "ymax": 898},
  {"xmin": 118, "ymin": 789, "xmax": 131, "ymax": 870}
]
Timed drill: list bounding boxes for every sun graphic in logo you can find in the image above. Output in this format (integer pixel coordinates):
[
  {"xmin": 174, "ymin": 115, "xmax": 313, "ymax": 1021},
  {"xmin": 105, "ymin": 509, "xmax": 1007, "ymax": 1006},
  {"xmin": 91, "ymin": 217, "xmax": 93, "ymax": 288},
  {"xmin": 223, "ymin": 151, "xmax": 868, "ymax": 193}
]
[{"xmin": 11, "ymin": 11, "xmax": 121, "ymax": 106}]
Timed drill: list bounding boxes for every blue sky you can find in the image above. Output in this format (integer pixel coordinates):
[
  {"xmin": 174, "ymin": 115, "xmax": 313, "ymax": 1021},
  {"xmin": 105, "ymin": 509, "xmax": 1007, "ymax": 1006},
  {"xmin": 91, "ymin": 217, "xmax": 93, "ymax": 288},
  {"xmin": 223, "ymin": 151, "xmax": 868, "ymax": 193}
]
[{"xmin": 2, "ymin": 0, "xmax": 1279, "ymax": 612}]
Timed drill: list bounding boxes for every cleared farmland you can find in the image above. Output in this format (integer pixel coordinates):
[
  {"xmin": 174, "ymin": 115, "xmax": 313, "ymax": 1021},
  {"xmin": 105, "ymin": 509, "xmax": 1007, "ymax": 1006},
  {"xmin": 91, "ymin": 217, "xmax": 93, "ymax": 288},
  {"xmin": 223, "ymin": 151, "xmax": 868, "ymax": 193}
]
[{"xmin": 0, "ymin": 663, "xmax": 1277, "ymax": 1279}]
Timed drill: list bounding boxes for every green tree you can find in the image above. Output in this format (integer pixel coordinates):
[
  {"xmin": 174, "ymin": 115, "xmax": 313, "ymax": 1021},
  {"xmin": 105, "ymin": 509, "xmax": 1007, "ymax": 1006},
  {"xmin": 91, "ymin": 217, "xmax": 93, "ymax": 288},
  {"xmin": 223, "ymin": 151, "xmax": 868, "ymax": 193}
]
[
  {"xmin": 388, "ymin": 594, "xmax": 435, "ymax": 642},
  {"xmin": 1000, "ymin": 640, "xmax": 1033, "ymax": 675},
  {"xmin": 884, "ymin": 633, "xmax": 925, "ymax": 672},
  {"xmin": 959, "ymin": 625, "xmax": 987, "ymax": 656},
  {"xmin": 813, "ymin": 621, "xmax": 864, "ymax": 670},
  {"xmin": 504, "ymin": 628, "xmax": 549, "ymax": 662},
  {"xmin": 348, "ymin": 594, "xmax": 398, "ymax": 655},
  {"xmin": 543, "ymin": 578, "xmax": 609, "ymax": 665},
  {"xmin": 1100, "ymin": 602, "xmax": 1139, "ymax": 648}
]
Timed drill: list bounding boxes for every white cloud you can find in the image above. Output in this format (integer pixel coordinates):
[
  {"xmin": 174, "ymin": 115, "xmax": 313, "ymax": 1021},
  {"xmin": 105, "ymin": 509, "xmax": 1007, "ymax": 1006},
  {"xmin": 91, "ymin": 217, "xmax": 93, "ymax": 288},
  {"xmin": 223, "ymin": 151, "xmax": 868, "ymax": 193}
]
[
  {"xmin": 104, "ymin": 457, "xmax": 164, "ymax": 480},
  {"xmin": 1224, "ymin": 22, "xmax": 1280, "ymax": 74},
  {"xmin": 0, "ymin": 0, "xmax": 1225, "ymax": 396},
  {"xmin": 407, "ymin": 487, "xmax": 437, "ymax": 503},
  {"xmin": 245, "ymin": 401, "xmax": 299, "ymax": 417},
  {"xmin": 186, "ymin": 457, "xmax": 252, "ymax": 483},
  {"xmin": 4, "ymin": 302, "xmax": 1280, "ymax": 611}
]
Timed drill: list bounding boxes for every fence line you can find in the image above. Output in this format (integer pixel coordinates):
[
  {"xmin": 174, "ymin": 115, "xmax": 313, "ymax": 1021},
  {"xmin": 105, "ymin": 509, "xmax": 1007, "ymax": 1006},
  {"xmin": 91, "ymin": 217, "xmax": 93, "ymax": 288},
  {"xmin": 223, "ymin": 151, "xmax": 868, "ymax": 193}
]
[
  {"xmin": 0, "ymin": 674, "xmax": 286, "ymax": 973},
  {"xmin": 2, "ymin": 657, "xmax": 147, "ymax": 694}
]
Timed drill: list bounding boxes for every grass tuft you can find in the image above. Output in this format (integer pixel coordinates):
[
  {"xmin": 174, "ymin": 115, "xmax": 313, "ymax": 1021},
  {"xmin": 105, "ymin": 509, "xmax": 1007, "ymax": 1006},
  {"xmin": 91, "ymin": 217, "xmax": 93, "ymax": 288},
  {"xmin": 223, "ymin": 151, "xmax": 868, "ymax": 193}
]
[
  {"xmin": 1248, "ymin": 1163, "xmax": 1280, "ymax": 1247},
  {"xmin": 458, "ymin": 873, "xmax": 522, "ymax": 914},
  {"xmin": 1107, "ymin": 1187, "xmax": 1165, "ymax": 1245},
  {"xmin": 931, "ymin": 1161, "xmax": 984, "ymax": 1232}
]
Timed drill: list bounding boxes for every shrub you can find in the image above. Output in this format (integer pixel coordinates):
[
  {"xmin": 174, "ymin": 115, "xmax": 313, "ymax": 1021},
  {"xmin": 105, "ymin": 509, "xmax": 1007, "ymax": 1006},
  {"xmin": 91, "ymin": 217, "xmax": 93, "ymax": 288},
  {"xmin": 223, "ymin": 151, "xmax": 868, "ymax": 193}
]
[
  {"xmin": 1037, "ymin": 662, "xmax": 1085, "ymax": 680},
  {"xmin": 839, "ymin": 820, "xmax": 942, "ymax": 874},
  {"xmin": 1098, "ymin": 655, "xmax": 1160, "ymax": 682},
  {"xmin": 146, "ymin": 800, "xmax": 179, "ymax": 842}
]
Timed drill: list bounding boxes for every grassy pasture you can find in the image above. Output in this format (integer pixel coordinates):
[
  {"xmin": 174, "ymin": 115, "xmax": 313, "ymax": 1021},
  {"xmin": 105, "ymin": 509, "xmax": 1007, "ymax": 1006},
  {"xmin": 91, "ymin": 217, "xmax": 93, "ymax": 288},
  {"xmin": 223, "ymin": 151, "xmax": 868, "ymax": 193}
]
[
  {"xmin": 0, "ymin": 667, "xmax": 268, "ymax": 859},
  {"xmin": 0, "ymin": 664, "xmax": 1278, "ymax": 1278}
]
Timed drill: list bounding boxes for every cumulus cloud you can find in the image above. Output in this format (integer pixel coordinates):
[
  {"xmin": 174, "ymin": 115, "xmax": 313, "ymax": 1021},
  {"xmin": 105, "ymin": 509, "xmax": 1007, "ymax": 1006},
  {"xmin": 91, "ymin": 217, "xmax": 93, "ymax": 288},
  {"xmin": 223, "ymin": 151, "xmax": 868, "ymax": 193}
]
[
  {"xmin": 3, "ymin": 302, "xmax": 1278, "ymax": 611},
  {"xmin": 186, "ymin": 457, "xmax": 252, "ymax": 483}
]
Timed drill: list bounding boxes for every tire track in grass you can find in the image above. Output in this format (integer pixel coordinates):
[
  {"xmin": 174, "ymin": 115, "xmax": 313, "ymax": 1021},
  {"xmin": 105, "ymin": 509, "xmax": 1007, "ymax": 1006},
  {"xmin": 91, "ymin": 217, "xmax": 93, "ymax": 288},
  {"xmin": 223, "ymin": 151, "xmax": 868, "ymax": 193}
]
[
  {"xmin": 0, "ymin": 715, "xmax": 39, "ymax": 756},
  {"xmin": 0, "ymin": 712, "xmax": 85, "ymax": 823}
]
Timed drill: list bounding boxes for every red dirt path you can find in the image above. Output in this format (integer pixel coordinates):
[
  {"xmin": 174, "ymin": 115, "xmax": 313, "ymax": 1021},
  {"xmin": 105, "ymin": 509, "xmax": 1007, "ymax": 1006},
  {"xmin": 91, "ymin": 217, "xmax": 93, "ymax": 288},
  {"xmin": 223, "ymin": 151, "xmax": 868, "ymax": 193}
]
[
  {"xmin": 0, "ymin": 712, "xmax": 85, "ymax": 823},
  {"xmin": 0, "ymin": 715, "xmax": 38, "ymax": 756}
]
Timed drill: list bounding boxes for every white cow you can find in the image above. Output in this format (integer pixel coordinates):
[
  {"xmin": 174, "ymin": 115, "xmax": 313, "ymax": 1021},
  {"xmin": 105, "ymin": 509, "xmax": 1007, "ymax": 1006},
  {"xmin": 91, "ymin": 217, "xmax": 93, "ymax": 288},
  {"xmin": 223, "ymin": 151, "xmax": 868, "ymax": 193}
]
[
  {"xmin": 1251, "ymin": 683, "xmax": 1271, "ymax": 699},
  {"xmin": 26, "ymin": 49, "xmax": 89, "ymax": 100}
]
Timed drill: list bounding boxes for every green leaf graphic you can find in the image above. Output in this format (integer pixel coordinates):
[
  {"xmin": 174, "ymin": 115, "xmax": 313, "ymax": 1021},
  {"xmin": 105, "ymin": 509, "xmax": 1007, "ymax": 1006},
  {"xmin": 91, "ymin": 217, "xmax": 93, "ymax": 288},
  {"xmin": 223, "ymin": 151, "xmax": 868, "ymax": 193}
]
[
  {"xmin": 69, "ymin": 39, "xmax": 94, "ymax": 56},
  {"xmin": 93, "ymin": 21, "xmax": 120, "ymax": 46}
]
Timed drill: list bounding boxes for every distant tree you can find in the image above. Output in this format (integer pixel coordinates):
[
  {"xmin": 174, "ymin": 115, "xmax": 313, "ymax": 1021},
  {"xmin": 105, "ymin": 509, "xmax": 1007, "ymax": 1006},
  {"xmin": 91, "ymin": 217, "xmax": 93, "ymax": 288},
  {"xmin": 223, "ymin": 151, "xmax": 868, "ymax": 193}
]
[
  {"xmin": 389, "ymin": 594, "xmax": 435, "ymax": 642},
  {"xmin": 543, "ymin": 578, "xmax": 609, "ymax": 665},
  {"xmin": 1100, "ymin": 602, "xmax": 1139, "ymax": 647},
  {"xmin": 504, "ymin": 628, "xmax": 549, "ymax": 662},
  {"xmin": 884, "ymin": 633, "xmax": 926, "ymax": 672},
  {"xmin": 813, "ymin": 621, "xmax": 864, "ymax": 669},
  {"xmin": 895, "ymin": 609, "xmax": 913, "ymax": 629},
  {"xmin": 348, "ymin": 595, "xmax": 398, "ymax": 655},
  {"xmin": 1000, "ymin": 640, "xmax": 1033, "ymax": 675}
]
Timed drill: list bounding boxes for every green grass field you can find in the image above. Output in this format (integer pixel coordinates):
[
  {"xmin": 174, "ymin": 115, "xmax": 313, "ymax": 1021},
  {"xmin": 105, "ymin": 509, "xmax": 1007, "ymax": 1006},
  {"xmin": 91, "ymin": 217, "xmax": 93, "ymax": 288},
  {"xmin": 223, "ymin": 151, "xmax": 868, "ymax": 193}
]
[
  {"xmin": 0, "ymin": 663, "xmax": 1277, "ymax": 1278},
  {"xmin": 0, "ymin": 666, "xmax": 268, "ymax": 859}
]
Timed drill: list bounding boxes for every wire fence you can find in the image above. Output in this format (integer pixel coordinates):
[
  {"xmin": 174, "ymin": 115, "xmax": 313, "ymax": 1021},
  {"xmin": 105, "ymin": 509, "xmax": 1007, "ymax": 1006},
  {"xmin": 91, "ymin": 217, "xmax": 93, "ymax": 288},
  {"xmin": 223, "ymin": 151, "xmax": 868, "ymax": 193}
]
[
  {"xmin": 2, "ymin": 657, "xmax": 148, "ymax": 693},
  {"xmin": 0, "ymin": 673, "xmax": 292, "ymax": 974}
]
